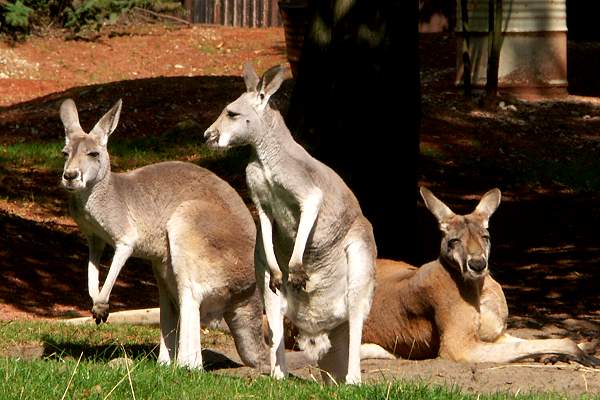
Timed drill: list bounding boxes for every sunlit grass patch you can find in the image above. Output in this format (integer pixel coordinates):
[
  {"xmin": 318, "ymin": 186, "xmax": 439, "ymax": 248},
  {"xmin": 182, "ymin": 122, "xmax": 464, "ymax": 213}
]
[
  {"xmin": 0, "ymin": 136, "xmax": 232, "ymax": 173},
  {"xmin": 0, "ymin": 321, "xmax": 594, "ymax": 400},
  {"xmin": 0, "ymin": 321, "xmax": 159, "ymax": 361},
  {"xmin": 0, "ymin": 357, "xmax": 586, "ymax": 400},
  {"xmin": 0, "ymin": 141, "xmax": 64, "ymax": 170}
]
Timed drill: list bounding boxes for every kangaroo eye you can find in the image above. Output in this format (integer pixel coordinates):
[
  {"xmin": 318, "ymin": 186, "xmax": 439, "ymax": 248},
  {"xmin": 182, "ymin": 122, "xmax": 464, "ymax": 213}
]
[
  {"xmin": 226, "ymin": 110, "xmax": 240, "ymax": 118},
  {"xmin": 87, "ymin": 151, "xmax": 99, "ymax": 158},
  {"xmin": 61, "ymin": 150, "xmax": 69, "ymax": 158},
  {"xmin": 448, "ymin": 238, "xmax": 461, "ymax": 248},
  {"xmin": 482, "ymin": 235, "xmax": 490, "ymax": 242}
]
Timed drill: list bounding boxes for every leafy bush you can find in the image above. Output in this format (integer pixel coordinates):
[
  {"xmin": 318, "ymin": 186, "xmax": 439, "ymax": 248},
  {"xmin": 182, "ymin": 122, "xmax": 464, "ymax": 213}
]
[
  {"xmin": 0, "ymin": 0, "xmax": 183, "ymax": 38},
  {"xmin": 64, "ymin": 0, "xmax": 151, "ymax": 32},
  {"xmin": 1, "ymin": 0, "xmax": 34, "ymax": 32}
]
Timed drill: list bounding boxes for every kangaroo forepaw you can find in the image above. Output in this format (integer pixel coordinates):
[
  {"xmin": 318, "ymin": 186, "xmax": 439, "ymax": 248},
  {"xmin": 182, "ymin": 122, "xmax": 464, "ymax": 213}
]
[
  {"xmin": 269, "ymin": 275, "xmax": 283, "ymax": 293},
  {"xmin": 288, "ymin": 269, "xmax": 309, "ymax": 291},
  {"xmin": 581, "ymin": 353, "xmax": 600, "ymax": 368},
  {"xmin": 542, "ymin": 353, "xmax": 600, "ymax": 368},
  {"xmin": 92, "ymin": 301, "xmax": 109, "ymax": 324}
]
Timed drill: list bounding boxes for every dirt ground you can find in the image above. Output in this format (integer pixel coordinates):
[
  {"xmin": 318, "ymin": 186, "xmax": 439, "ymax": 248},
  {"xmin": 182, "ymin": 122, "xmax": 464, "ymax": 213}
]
[{"xmin": 1, "ymin": 22, "xmax": 600, "ymax": 396}]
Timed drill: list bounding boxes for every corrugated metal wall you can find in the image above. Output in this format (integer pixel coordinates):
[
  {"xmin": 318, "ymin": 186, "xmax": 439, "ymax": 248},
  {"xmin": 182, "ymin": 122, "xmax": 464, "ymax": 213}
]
[{"xmin": 188, "ymin": 0, "xmax": 282, "ymax": 27}]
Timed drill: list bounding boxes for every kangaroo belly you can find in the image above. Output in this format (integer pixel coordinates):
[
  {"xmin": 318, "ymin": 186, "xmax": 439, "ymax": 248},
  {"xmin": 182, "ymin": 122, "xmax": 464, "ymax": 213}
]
[
  {"xmin": 362, "ymin": 315, "xmax": 439, "ymax": 360},
  {"xmin": 132, "ymin": 231, "xmax": 168, "ymax": 260},
  {"xmin": 284, "ymin": 256, "xmax": 349, "ymax": 334},
  {"xmin": 391, "ymin": 318, "xmax": 440, "ymax": 359}
]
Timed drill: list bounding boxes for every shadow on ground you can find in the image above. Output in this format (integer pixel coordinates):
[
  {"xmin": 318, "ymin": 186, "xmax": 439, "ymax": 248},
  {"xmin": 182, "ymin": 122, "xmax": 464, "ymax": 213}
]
[
  {"xmin": 0, "ymin": 75, "xmax": 292, "ymax": 319},
  {"xmin": 0, "ymin": 39, "xmax": 598, "ymax": 341},
  {"xmin": 41, "ymin": 337, "xmax": 241, "ymax": 370},
  {"xmin": 0, "ymin": 211, "xmax": 158, "ymax": 318}
]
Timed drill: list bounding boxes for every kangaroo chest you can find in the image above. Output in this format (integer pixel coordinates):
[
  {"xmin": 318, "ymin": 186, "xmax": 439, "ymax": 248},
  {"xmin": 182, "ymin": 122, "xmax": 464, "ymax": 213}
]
[
  {"xmin": 69, "ymin": 194, "xmax": 164, "ymax": 261},
  {"xmin": 247, "ymin": 163, "xmax": 300, "ymax": 244},
  {"xmin": 70, "ymin": 197, "xmax": 118, "ymax": 246}
]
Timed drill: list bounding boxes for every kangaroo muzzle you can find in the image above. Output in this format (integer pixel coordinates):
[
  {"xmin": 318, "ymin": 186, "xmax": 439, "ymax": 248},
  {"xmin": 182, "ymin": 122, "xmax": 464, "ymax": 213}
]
[
  {"xmin": 467, "ymin": 257, "xmax": 487, "ymax": 273},
  {"xmin": 204, "ymin": 127, "xmax": 220, "ymax": 148},
  {"xmin": 61, "ymin": 169, "xmax": 84, "ymax": 190}
]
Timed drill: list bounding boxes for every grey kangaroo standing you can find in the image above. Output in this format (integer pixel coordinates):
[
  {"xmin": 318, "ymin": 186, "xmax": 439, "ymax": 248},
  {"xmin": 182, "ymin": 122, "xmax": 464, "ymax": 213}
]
[
  {"xmin": 60, "ymin": 98, "xmax": 266, "ymax": 370},
  {"xmin": 204, "ymin": 63, "xmax": 376, "ymax": 384}
]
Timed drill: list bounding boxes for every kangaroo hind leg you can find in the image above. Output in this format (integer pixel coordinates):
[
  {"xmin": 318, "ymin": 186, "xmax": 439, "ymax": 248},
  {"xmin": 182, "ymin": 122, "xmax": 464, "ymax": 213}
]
[
  {"xmin": 224, "ymin": 290, "xmax": 268, "ymax": 370},
  {"xmin": 166, "ymin": 208, "xmax": 205, "ymax": 369},
  {"xmin": 344, "ymin": 233, "xmax": 376, "ymax": 384}
]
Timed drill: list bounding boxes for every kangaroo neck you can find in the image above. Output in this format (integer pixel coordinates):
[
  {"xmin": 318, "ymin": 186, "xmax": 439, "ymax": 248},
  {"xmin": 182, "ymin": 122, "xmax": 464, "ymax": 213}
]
[
  {"xmin": 439, "ymin": 256, "xmax": 483, "ymax": 307},
  {"xmin": 72, "ymin": 169, "xmax": 115, "ymax": 212},
  {"xmin": 251, "ymin": 108, "xmax": 295, "ymax": 168}
]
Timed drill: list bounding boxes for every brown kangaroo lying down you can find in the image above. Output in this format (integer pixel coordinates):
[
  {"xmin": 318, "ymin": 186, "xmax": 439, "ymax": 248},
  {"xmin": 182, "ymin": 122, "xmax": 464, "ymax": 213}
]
[{"xmin": 360, "ymin": 188, "xmax": 599, "ymax": 367}]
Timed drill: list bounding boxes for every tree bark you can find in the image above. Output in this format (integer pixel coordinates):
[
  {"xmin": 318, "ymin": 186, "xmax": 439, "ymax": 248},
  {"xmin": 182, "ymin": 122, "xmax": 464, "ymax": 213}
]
[
  {"xmin": 287, "ymin": 0, "xmax": 421, "ymax": 262},
  {"xmin": 485, "ymin": 0, "xmax": 503, "ymax": 98},
  {"xmin": 460, "ymin": 0, "xmax": 472, "ymax": 97}
]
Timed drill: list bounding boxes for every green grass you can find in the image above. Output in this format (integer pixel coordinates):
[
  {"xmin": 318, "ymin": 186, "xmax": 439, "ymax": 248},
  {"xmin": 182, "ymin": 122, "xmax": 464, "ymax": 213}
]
[
  {"xmin": 1, "ymin": 357, "xmax": 586, "ymax": 400},
  {"xmin": 0, "ymin": 321, "xmax": 158, "ymax": 359},
  {"xmin": 420, "ymin": 142, "xmax": 600, "ymax": 193},
  {"xmin": 0, "ymin": 132, "xmax": 245, "ymax": 175},
  {"xmin": 0, "ymin": 322, "xmax": 596, "ymax": 400},
  {"xmin": 0, "ymin": 139, "xmax": 213, "ymax": 172},
  {"xmin": 0, "ymin": 141, "xmax": 65, "ymax": 170},
  {"xmin": 0, "ymin": 358, "xmax": 457, "ymax": 400}
]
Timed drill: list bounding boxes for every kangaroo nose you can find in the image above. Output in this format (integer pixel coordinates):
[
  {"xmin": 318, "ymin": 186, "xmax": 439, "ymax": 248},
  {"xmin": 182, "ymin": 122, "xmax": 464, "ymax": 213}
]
[
  {"xmin": 63, "ymin": 170, "xmax": 79, "ymax": 181},
  {"xmin": 204, "ymin": 128, "xmax": 215, "ymax": 139},
  {"xmin": 468, "ymin": 258, "xmax": 487, "ymax": 272}
]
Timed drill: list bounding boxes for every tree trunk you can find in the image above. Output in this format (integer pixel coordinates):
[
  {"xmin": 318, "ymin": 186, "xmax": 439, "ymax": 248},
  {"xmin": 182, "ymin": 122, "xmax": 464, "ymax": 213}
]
[
  {"xmin": 485, "ymin": 0, "xmax": 503, "ymax": 98},
  {"xmin": 286, "ymin": 0, "xmax": 421, "ymax": 262},
  {"xmin": 460, "ymin": 0, "xmax": 472, "ymax": 97}
]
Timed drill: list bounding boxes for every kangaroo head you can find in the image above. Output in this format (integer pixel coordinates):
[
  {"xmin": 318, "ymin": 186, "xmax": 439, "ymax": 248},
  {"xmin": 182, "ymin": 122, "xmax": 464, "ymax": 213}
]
[
  {"xmin": 204, "ymin": 62, "xmax": 286, "ymax": 149},
  {"xmin": 420, "ymin": 187, "xmax": 501, "ymax": 280},
  {"xmin": 60, "ymin": 98, "xmax": 122, "ymax": 192}
]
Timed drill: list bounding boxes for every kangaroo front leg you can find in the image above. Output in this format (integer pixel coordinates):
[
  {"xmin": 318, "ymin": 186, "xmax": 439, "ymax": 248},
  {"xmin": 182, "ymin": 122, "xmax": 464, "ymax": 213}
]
[
  {"xmin": 288, "ymin": 189, "xmax": 322, "ymax": 290},
  {"xmin": 86, "ymin": 235, "xmax": 105, "ymax": 301},
  {"xmin": 92, "ymin": 242, "xmax": 133, "ymax": 324},
  {"xmin": 257, "ymin": 208, "xmax": 284, "ymax": 293}
]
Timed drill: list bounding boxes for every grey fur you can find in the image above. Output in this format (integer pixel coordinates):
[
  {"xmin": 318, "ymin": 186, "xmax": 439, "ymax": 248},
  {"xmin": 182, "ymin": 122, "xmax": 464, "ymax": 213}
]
[
  {"xmin": 204, "ymin": 63, "xmax": 376, "ymax": 384},
  {"xmin": 60, "ymin": 98, "xmax": 267, "ymax": 369}
]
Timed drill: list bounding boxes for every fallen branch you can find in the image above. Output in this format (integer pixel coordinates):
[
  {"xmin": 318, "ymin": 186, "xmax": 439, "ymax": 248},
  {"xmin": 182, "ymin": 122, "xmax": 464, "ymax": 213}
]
[{"xmin": 132, "ymin": 7, "xmax": 191, "ymax": 26}]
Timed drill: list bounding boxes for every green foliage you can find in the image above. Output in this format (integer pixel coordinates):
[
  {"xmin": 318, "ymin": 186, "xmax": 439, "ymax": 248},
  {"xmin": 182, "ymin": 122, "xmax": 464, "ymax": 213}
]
[
  {"xmin": 64, "ymin": 0, "xmax": 143, "ymax": 32},
  {"xmin": 0, "ymin": 0, "xmax": 183, "ymax": 38},
  {"xmin": 1, "ymin": 0, "xmax": 33, "ymax": 31},
  {"xmin": 0, "ymin": 141, "xmax": 65, "ymax": 170}
]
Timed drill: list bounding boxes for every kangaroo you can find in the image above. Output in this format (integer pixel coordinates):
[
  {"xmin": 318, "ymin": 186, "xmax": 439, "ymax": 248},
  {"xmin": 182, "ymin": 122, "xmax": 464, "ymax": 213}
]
[
  {"xmin": 204, "ymin": 63, "xmax": 376, "ymax": 384},
  {"xmin": 59, "ymin": 98, "xmax": 267, "ymax": 370},
  {"xmin": 360, "ymin": 187, "xmax": 599, "ymax": 367}
]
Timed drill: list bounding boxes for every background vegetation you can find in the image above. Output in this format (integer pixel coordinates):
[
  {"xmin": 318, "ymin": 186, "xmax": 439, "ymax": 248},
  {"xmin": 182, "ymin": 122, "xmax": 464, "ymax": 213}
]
[{"xmin": 0, "ymin": 0, "xmax": 183, "ymax": 39}]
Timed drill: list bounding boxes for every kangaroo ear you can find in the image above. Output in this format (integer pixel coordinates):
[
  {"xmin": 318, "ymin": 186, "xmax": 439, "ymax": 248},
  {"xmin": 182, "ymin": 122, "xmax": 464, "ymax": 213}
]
[
  {"xmin": 474, "ymin": 188, "xmax": 501, "ymax": 227},
  {"xmin": 60, "ymin": 99, "xmax": 82, "ymax": 143},
  {"xmin": 243, "ymin": 62, "xmax": 260, "ymax": 93},
  {"xmin": 420, "ymin": 187, "xmax": 456, "ymax": 230},
  {"xmin": 257, "ymin": 64, "xmax": 286, "ymax": 108},
  {"xmin": 90, "ymin": 99, "xmax": 122, "ymax": 146}
]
